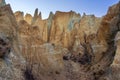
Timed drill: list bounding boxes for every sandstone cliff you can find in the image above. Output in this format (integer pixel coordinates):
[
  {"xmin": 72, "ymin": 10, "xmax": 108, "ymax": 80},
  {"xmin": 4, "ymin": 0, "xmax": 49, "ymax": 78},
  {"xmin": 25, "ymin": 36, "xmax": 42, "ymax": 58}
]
[
  {"xmin": 0, "ymin": 1, "xmax": 26, "ymax": 80},
  {"xmin": 0, "ymin": 0, "xmax": 120, "ymax": 80}
]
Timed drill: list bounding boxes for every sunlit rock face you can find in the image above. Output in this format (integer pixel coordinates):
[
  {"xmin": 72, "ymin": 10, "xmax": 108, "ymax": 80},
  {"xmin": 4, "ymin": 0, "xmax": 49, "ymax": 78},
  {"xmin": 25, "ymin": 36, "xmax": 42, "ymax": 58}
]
[
  {"xmin": 24, "ymin": 13, "xmax": 32, "ymax": 24},
  {"xmin": 0, "ymin": 0, "xmax": 120, "ymax": 80},
  {"xmin": 13, "ymin": 1, "xmax": 120, "ymax": 79},
  {"xmin": 14, "ymin": 11, "xmax": 24, "ymax": 22}
]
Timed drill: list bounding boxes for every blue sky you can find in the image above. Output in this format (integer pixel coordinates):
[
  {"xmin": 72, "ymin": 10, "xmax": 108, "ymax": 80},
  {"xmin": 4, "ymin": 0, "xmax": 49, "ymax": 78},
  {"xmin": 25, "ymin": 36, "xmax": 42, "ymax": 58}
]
[{"xmin": 6, "ymin": 0, "xmax": 119, "ymax": 19}]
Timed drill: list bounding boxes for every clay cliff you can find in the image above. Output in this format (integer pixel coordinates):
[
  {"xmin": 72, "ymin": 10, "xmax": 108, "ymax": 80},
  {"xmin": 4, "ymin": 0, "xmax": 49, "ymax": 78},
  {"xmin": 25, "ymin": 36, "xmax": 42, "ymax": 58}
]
[
  {"xmin": 0, "ymin": 0, "xmax": 120, "ymax": 80},
  {"xmin": 0, "ymin": 0, "xmax": 25, "ymax": 80}
]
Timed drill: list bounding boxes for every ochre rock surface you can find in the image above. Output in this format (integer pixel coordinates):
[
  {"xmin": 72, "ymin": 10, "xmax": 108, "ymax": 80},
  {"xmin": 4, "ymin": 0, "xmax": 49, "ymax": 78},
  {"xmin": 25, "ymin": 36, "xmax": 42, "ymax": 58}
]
[
  {"xmin": 0, "ymin": 4, "xmax": 26, "ymax": 80},
  {"xmin": 0, "ymin": 0, "xmax": 120, "ymax": 80}
]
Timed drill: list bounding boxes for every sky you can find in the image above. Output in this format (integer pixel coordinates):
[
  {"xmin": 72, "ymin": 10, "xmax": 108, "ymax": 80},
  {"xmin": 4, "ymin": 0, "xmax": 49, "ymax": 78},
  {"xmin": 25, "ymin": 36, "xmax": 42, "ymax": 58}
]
[{"xmin": 5, "ymin": 0, "xmax": 119, "ymax": 19}]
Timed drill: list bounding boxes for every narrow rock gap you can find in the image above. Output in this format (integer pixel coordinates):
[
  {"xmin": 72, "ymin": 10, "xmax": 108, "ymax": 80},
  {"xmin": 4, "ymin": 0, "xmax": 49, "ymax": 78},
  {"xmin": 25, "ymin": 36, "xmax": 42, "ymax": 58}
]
[{"xmin": 24, "ymin": 66, "xmax": 35, "ymax": 80}]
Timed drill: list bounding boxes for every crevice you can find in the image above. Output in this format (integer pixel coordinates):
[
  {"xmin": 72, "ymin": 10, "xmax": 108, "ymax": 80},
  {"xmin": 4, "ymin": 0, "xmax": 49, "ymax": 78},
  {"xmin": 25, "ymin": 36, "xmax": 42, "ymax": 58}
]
[{"xmin": 24, "ymin": 66, "xmax": 35, "ymax": 80}]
